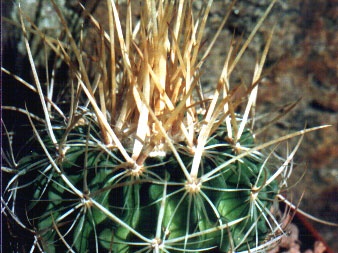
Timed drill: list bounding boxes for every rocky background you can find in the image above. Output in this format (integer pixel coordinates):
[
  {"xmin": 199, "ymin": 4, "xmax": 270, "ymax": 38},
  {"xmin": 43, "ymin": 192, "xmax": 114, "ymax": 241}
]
[
  {"xmin": 2, "ymin": 0, "xmax": 337, "ymax": 252},
  {"xmin": 221, "ymin": 1, "xmax": 338, "ymax": 251}
]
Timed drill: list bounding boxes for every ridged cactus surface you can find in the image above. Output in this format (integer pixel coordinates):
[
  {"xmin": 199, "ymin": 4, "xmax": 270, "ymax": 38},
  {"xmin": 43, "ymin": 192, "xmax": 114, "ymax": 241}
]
[
  {"xmin": 2, "ymin": 0, "xmax": 327, "ymax": 252},
  {"xmin": 19, "ymin": 120, "xmax": 278, "ymax": 252}
]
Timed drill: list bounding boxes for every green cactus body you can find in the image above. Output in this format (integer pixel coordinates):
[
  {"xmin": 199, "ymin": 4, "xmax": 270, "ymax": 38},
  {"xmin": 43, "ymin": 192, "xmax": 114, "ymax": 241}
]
[
  {"xmin": 14, "ymin": 120, "xmax": 278, "ymax": 252},
  {"xmin": 4, "ymin": 0, "xmax": 322, "ymax": 252}
]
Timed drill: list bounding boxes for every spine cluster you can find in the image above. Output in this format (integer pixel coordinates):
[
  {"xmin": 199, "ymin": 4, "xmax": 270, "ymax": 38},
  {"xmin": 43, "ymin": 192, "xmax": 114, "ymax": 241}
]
[{"xmin": 3, "ymin": 1, "xmax": 328, "ymax": 252}]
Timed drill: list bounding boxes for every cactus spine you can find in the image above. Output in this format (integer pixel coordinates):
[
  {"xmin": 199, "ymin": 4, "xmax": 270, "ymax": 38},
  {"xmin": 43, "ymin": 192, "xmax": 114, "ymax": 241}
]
[{"xmin": 2, "ymin": 0, "xmax": 328, "ymax": 252}]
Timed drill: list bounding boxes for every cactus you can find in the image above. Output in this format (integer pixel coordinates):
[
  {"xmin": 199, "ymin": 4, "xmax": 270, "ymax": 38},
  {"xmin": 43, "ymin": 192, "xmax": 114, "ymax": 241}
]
[{"xmin": 1, "ymin": 0, "xmax": 330, "ymax": 252}]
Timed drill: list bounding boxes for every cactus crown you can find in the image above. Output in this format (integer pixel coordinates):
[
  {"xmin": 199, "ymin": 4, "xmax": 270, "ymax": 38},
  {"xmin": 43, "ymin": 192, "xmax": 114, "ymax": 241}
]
[{"xmin": 2, "ymin": 0, "xmax": 329, "ymax": 252}]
